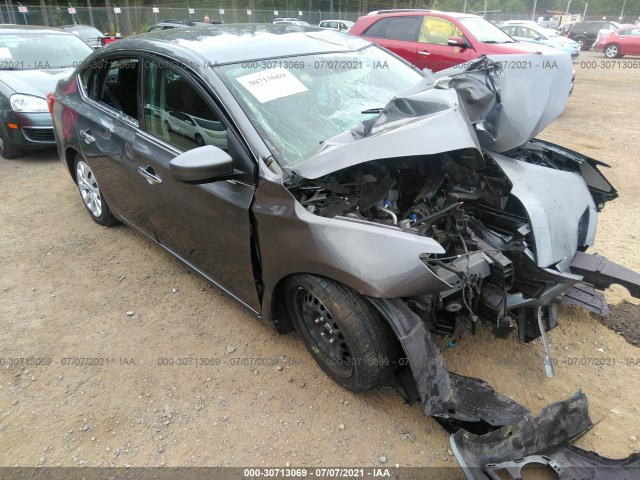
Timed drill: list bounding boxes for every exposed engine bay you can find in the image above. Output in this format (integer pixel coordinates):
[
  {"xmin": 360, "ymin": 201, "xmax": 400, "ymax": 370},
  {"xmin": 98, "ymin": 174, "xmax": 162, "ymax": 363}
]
[
  {"xmin": 288, "ymin": 140, "xmax": 618, "ymax": 345},
  {"xmin": 284, "ymin": 53, "xmax": 640, "ymax": 479}
]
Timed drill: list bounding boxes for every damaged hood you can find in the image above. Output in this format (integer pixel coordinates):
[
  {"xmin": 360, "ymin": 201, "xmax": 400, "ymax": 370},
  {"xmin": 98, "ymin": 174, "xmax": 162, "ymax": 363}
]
[
  {"xmin": 443, "ymin": 52, "xmax": 573, "ymax": 152},
  {"xmin": 293, "ymin": 52, "xmax": 573, "ymax": 179}
]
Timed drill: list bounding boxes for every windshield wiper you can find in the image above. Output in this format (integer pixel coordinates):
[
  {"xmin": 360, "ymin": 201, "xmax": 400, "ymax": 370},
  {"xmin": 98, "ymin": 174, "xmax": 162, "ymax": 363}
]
[{"xmin": 361, "ymin": 107, "xmax": 383, "ymax": 114}]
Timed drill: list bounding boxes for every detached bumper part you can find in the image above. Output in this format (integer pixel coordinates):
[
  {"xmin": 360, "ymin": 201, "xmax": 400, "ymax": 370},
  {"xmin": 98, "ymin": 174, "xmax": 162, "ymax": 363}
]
[
  {"xmin": 570, "ymin": 251, "xmax": 640, "ymax": 299},
  {"xmin": 369, "ymin": 297, "xmax": 640, "ymax": 480},
  {"xmin": 451, "ymin": 391, "xmax": 640, "ymax": 480}
]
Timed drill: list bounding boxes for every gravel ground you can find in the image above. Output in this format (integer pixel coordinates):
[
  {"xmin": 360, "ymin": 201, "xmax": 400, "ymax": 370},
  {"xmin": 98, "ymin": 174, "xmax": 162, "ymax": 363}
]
[{"xmin": 0, "ymin": 51, "xmax": 639, "ymax": 475}]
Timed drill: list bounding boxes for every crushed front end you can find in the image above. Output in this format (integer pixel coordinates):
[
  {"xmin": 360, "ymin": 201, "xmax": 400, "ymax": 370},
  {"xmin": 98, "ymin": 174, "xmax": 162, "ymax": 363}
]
[{"xmin": 287, "ymin": 52, "xmax": 640, "ymax": 478}]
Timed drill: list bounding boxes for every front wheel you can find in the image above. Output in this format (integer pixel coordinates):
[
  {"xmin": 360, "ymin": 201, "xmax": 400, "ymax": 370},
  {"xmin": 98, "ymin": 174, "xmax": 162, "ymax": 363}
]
[
  {"xmin": 74, "ymin": 156, "xmax": 117, "ymax": 227},
  {"xmin": 0, "ymin": 123, "xmax": 24, "ymax": 159},
  {"xmin": 284, "ymin": 274, "xmax": 399, "ymax": 392},
  {"xmin": 604, "ymin": 44, "xmax": 620, "ymax": 58}
]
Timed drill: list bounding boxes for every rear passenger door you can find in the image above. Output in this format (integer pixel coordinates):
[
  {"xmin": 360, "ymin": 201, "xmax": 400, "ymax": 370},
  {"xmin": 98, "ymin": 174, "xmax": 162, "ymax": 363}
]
[
  {"xmin": 361, "ymin": 16, "xmax": 422, "ymax": 67},
  {"xmin": 619, "ymin": 28, "xmax": 640, "ymax": 55},
  {"xmin": 75, "ymin": 56, "xmax": 153, "ymax": 235}
]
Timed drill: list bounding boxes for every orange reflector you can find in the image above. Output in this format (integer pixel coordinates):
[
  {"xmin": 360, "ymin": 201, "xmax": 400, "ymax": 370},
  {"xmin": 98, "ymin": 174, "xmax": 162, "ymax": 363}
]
[{"xmin": 7, "ymin": 123, "xmax": 18, "ymax": 129}]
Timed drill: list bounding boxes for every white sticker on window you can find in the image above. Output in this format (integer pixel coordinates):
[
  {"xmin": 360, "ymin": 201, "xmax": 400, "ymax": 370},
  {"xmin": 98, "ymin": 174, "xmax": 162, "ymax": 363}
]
[
  {"xmin": 0, "ymin": 47, "xmax": 12, "ymax": 59},
  {"xmin": 236, "ymin": 67, "xmax": 308, "ymax": 103}
]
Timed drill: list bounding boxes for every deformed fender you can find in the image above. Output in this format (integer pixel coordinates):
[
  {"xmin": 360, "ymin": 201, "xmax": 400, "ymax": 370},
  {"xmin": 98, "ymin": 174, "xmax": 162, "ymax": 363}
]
[
  {"xmin": 367, "ymin": 297, "xmax": 452, "ymax": 415},
  {"xmin": 367, "ymin": 298, "xmax": 529, "ymax": 427}
]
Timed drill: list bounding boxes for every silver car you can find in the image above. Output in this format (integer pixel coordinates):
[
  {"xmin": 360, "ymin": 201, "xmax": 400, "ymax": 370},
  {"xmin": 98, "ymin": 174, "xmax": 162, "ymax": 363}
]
[{"xmin": 501, "ymin": 22, "xmax": 580, "ymax": 58}]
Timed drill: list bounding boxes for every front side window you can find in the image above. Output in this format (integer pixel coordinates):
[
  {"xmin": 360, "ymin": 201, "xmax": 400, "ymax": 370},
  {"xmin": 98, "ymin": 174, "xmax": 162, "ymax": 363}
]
[
  {"xmin": 419, "ymin": 17, "xmax": 463, "ymax": 45},
  {"xmin": 218, "ymin": 45, "xmax": 423, "ymax": 167},
  {"xmin": 142, "ymin": 60, "xmax": 227, "ymax": 152}
]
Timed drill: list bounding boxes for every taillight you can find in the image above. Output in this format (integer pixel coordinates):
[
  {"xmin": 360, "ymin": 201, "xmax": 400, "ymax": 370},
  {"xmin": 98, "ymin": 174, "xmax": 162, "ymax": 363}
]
[{"xmin": 47, "ymin": 92, "xmax": 55, "ymax": 116}]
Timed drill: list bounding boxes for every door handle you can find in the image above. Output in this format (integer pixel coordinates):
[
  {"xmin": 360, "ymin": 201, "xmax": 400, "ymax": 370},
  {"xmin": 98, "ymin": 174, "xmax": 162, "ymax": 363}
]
[
  {"xmin": 138, "ymin": 165, "xmax": 162, "ymax": 185},
  {"xmin": 418, "ymin": 50, "xmax": 431, "ymax": 56},
  {"xmin": 79, "ymin": 129, "xmax": 95, "ymax": 144}
]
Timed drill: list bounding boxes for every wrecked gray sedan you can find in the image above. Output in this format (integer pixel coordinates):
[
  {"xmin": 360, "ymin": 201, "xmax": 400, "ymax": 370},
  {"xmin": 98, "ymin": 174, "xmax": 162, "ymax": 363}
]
[{"xmin": 51, "ymin": 25, "xmax": 640, "ymax": 478}]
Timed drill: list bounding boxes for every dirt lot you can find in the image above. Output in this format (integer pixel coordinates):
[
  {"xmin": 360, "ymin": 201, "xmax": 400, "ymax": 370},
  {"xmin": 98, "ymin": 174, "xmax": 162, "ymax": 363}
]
[{"xmin": 1, "ymin": 51, "xmax": 639, "ymax": 474}]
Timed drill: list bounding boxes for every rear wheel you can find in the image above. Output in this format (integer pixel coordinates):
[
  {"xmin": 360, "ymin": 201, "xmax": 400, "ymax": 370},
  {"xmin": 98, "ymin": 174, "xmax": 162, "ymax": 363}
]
[
  {"xmin": 284, "ymin": 274, "xmax": 399, "ymax": 392},
  {"xmin": 195, "ymin": 133, "xmax": 204, "ymax": 146},
  {"xmin": 74, "ymin": 155, "xmax": 117, "ymax": 227},
  {"xmin": 575, "ymin": 37, "xmax": 587, "ymax": 50},
  {"xmin": 0, "ymin": 123, "xmax": 24, "ymax": 159},
  {"xmin": 604, "ymin": 44, "xmax": 620, "ymax": 58}
]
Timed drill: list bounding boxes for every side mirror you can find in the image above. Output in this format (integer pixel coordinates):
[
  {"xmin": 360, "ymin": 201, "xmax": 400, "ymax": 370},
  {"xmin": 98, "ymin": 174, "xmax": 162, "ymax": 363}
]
[
  {"xmin": 170, "ymin": 145, "xmax": 233, "ymax": 183},
  {"xmin": 447, "ymin": 36, "xmax": 468, "ymax": 48}
]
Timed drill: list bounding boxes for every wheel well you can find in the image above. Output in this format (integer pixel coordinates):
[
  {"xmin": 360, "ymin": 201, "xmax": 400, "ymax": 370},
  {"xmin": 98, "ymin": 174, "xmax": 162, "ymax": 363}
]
[
  {"xmin": 64, "ymin": 147, "xmax": 79, "ymax": 181},
  {"xmin": 269, "ymin": 275, "xmax": 295, "ymax": 334}
]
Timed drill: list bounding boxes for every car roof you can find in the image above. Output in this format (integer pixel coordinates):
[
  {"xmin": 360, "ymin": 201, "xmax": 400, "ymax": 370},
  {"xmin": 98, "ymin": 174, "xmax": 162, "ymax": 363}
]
[
  {"xmin": 365, "ymin": 10, "xmax": 480, "ymax": 19},
  {"xmin": 112, "ymin": 24, "xmax": 371, "ymax": 65}
]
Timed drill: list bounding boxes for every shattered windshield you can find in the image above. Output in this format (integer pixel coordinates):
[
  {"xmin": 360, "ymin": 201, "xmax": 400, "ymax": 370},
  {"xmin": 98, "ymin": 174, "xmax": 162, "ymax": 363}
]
[{"xmin": 217, "ymin": 45, "xmax": 423, "ymax": 167}]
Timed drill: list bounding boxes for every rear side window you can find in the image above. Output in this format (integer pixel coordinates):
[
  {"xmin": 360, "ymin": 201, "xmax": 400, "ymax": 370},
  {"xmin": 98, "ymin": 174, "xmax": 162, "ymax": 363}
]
[
  {"xmin": 89, "ymin": 57, "xmax": 140, "ymax": 125},
  {"xmin": 363, "ymin": 18, "xmax": 389, "ymax": 38},
  {"xmin": 383, "ymin": 17, "xmax": 422, "ymax": 41}
]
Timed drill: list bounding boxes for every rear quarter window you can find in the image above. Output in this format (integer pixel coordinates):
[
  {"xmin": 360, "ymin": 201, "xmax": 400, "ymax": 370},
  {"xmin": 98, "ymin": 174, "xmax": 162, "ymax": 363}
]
[{"xmin": 363, "ymin": 18, "xmax": 389, "ymax": 38}]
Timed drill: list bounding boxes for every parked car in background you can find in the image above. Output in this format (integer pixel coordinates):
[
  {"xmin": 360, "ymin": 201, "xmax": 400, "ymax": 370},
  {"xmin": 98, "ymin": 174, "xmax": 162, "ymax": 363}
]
[
  {"xmin": 147, "ymin": 19, "xmax": 210, "ymax": 32},
  {"xmin": 499, "ymin": 20, "xmax": 558, "ymax": 37},
  {"xmin": 567, "ymin": 20, "xmax": 621, "ymax": 49},
  {"xmin": 593, "ymin": 26, "xmax": 640, "ymax": 58},
  {"xmin": 318, "ymin": 19, "xmax": 354, "ymax": 32},
  {"xmin": 499, "ymin": 23, "xmax": 580, "ymax": 58},
  {"xmin": 349, "ymin": 10, "xmax": 559, "ymax": 72},
  {"xmin": 59, "ymin": 24, "xmax": 104, "ymax": 49},
  {"xmin": 0, "ymin": 25, "xmax": 93, "ymax": 158},
  {"xmin": 272, "ymin": 20, "xmax": 311, "ymax": 26}
]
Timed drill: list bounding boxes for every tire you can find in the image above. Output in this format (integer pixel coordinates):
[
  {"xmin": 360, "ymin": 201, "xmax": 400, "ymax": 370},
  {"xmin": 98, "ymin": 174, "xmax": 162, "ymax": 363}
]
[
  {"xmin": 195, "ymin": 133, "xmax": 204, "ymax": 146},
  {"xmin": 604, "ymin": 44, "xmax": 620, "ymax": 58},
  {"xmin": 284, "ymin": 274, "xmax": 399, "ymax": 392},
  {"xmin": 575, "ymin": 37, "xmax": 587, "ymax": 50},
  {"xmin": 0, "ymin": 123, "xmax": 25, "ymax": 159},
  {"xmin": 74, "ymin": 155, "xmax": 117, "ymax": 227}
]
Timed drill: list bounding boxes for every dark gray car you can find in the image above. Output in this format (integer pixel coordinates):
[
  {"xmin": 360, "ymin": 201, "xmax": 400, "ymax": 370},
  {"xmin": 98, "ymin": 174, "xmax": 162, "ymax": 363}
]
[
  {"xmin": 50, "ymin": 25, "xmax": 640, "ymax": 477},
  {"xmin": 0, "ymin": 25, "xmax": 93, "ymax": 158}
]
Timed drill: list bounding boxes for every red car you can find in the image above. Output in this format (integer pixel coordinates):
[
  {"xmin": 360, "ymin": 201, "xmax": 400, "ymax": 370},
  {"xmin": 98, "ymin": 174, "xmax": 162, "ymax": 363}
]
[
  {"xmin": 350, "ymin": 9, "xmax": 557, "ymax": 71},
  {"xmin": 592, "ymin": 27, "xmax": 640, "ymax": 58}
]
